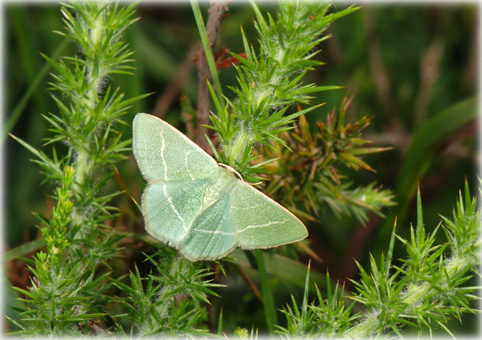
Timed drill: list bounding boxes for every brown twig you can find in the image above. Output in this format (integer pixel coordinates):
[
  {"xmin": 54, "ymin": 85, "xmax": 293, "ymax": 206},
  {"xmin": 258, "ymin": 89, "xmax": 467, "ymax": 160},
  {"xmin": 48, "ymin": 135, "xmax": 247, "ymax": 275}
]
[{"xmin": 196, "ymin": 1, "xmax": 230, "ymax": 153}]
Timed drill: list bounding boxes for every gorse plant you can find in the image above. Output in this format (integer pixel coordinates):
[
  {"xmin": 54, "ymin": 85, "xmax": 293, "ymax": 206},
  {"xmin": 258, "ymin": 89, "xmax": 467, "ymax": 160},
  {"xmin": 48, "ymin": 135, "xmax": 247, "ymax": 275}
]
[
  {"xmin": 111, "ymin": 250, "xmax": 222, "ymax": 336},
  {"xmin": 9, "ymin": 1, "xmax": 143, "ymax": 335},
  {"xmin": 261, "ymin": 99, "xmax": 395, "ymax": 223},
  {"xmin": 205, "ymin": 0, "xmax": 358, "ymax": 181},
  {"xmin": 278, "ymin": 182, "xmax": 481, "ymax": 338},
  {"xmin": 6, "ymin": 0, "xmax": 480, "ymax": 338}
]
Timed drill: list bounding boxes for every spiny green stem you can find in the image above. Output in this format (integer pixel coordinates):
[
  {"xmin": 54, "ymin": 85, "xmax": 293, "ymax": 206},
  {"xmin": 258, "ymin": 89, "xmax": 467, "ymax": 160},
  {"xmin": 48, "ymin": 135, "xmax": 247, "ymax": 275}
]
[
  {"xmin": 72, "ymin": 148, "xmax": 92, "ymax": 235},
  {"xmin": 226, "ymin": 126, "xmax": 253, "ymax": 164},
  {"xmin": 344, "ymin": 254, "xmax": 475, "ymax": 338},
  {"xmin": 74, "ymin": 149, "xmax": 89, "ymax": 187},
  {"xmin": 156, "ymin": 257, "xmax": 185, "ymax": 305}
]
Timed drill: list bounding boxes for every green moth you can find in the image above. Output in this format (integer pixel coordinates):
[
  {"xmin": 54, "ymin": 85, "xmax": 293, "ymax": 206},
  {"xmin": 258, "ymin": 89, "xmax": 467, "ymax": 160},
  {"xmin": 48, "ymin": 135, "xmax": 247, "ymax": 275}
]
[{"xmin": 133, "ymin": 113, "xmax": 308, "ymax": 261}]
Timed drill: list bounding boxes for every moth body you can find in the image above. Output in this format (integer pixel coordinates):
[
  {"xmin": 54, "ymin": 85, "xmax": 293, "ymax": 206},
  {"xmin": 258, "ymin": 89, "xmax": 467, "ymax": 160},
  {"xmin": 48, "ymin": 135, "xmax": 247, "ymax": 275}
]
[{"xmin": 203, "ymin": 167, "xmax": 236, "ymax": 210}]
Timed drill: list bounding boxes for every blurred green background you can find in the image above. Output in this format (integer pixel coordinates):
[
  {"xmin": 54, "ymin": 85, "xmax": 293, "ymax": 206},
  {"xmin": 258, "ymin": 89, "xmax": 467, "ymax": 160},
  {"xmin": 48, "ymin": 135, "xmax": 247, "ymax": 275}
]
[{"xmin": 3, "ymin": 1, "xmax": 479, "ymax": 335}]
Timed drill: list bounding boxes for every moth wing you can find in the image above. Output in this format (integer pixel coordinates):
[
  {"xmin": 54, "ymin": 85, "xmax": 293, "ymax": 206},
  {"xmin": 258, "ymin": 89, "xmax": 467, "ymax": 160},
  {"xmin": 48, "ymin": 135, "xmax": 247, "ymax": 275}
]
[
  {"xmin": 181, "ymin": 194, "xmax": 236, "ymax": 261},
  {"xmin": 142, "ymin": 179, "xmax": 210, "ymax": 247},
  {"xmin": 231, "ymin": 182, "xmax": 308, "ymax": 249},
  {"xmin": 133, "ymin": 113, "xmax": 218, "ymax": 183}
]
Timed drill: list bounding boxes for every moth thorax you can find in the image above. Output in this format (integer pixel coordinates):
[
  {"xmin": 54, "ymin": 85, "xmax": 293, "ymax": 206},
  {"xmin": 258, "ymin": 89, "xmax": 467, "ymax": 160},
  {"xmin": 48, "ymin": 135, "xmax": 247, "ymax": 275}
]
[{"xmin": 203, "ymin": 167, "xmax": 237, "ymax": 207}]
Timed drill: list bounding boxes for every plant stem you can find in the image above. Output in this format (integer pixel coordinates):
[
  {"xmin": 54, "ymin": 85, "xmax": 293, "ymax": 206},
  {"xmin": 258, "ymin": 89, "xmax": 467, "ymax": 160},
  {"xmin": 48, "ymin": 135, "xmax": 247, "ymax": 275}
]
[
  {"xmin": 254, "ymin": 250, "xmax": 278, "ymax": 334},
  {"xmin": 344, "ymin": 251, "xmax": 475, "ymax": 338},
  {"xmin": 192, "ymin": 0, "xmax": 228, "ymax": 152},
  {"xmin": 227, "ymin": 126, "xmax": 253, "ymax": 164}
]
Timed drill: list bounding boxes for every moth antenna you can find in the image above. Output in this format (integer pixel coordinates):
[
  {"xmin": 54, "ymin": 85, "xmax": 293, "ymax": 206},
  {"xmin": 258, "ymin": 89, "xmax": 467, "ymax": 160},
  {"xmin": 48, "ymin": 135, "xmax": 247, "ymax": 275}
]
[
  {"xmin": 218, "ymin": 163, "xmax": 263, "ymax": 186},
  {"xmin": 218, "ymin": 163, "xmax": 244, "ymax": 181}
]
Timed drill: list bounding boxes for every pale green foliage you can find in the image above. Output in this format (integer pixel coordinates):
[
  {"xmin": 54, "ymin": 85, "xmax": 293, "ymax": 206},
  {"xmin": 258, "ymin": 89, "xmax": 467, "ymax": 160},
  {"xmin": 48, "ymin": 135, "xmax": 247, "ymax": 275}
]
[
  {"xmin": 9, "ymin": 1, "xmax": 143, "ymax": 336},
  {"xmin": 278, "ymin": 271, "xmax": 356, "ymax": 337},
  {"xmin": 207, "ymin": 0, "xmax": 358, "ymax": 180},
  {"xmin": 111, "ymin": 252, "xmax": 223, "ymax": 336},
  {"xmin": 11, "ymin": 167, "xmax": 101, "ymax": 336},
  {"xmin": 278, "ymin": 182, "xmax": 481, "ymax": 338}
]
